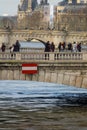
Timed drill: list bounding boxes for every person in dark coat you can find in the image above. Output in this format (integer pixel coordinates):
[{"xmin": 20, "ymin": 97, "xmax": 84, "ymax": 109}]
[
  {"xmin": 58, "ymin": 42, "xmax": 62, "ymax": 52},
  {"xmin": 62, "ymin": 42, "xmax": 66, "ymax": 51},
  {"xmin": 1, "ymin": 43, "xmax": 6, "ymax": 52},
  {"xmin": 51, "ymin": 42, "xmax": 55, "ymax": 52},
  {"xmin": 77, "ymin": 43, "xmax": 81, "ymax": 52},
  {"xmin": 68, "ymin": 42, "xmax": 73, "ymax": 51},
  {"xmin": 45, "ymin": 41, "xmax": 51, "ymax": 52},
  {"xmin": 13, "ymin": 40, "xmax": 20, "ymax": 52}
]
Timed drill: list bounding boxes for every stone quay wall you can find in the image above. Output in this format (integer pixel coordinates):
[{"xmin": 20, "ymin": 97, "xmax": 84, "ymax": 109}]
[{"xmin": 0, "ymin": 61, "xmax": 87, "ymax": 88}]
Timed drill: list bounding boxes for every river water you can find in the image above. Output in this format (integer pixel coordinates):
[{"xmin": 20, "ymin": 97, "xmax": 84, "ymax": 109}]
[
  {"xmin": 20, "ymin": 41, "xmax": 45, "ymax": 48},
  {"xmin": 0, "ymin": 80, "xmax": 87, "ymax": 130}
]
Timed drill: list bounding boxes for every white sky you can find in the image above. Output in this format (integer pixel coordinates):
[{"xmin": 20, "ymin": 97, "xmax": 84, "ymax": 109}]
[{"xmin": 0, "ymin": 0, "xmax": 62, "ymax": 16}]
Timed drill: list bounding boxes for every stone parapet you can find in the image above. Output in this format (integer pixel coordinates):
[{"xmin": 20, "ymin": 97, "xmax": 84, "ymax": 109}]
[{"xmin": 0, "ymin": 52, "xmax": 85, "ymax": 61}]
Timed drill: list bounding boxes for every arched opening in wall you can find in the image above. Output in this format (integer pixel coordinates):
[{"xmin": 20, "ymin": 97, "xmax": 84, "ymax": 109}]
[
  {"xmin": 19, "ymin": 39, "xmax": 45, "ymax": 52},
  {"xmin": 27, "ymin": 38, "xmax": 46, "ymax": 45}
]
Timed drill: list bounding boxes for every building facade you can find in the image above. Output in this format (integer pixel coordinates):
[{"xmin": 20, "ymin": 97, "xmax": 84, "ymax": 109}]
[
  {"xmin": 0, "ymin": 0, "xmax": 87, "ymax": 32},
  {"xmin": 54, "ymin": 0, "xmax": 87, "ymax": 31},
  {"xmin": 17, "ymin": 0, "xmax": 50, "ymax": 29}
]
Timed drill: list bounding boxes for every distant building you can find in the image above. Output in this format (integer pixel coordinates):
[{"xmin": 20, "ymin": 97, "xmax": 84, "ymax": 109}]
[
  {"xmin": 18, "ymin": 0, "xmax": 38, "ymax": 11},
  {"xmin": 0, "ymin": 0, "xmax": 50, "ymax": 30},
  {"xmin": 17, "ymin": 0, "xmax": 38, "ymax": 29},
  {"xmin": 68, "ymin": 0, "xmax": 87, "ymax": 4},
  {"xmin": 54, "ymin": 0, "xmax": 87, "ymax": 31},
  {"xmin": 32, "ymin": 0, "xmax": 38, "ymax": 10},
  {"xmin": 59, "ymin": 0, "xmax": 87, "ymax": 5},
  {"xmin": 40, "ymin": 0, "xmax": 49, "ymax": 5},
  {"xmin": 0, "ymin": 16, "xmax": 17, "ymax": 29},
  {"xmin": 17, "ymin": 0, "xmax": 50, "ymax": 29}
]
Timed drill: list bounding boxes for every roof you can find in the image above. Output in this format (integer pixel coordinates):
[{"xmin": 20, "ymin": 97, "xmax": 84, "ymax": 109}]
[{"xmin": 62, "ymin": 5, "xmax": 87, "ymax": 13}]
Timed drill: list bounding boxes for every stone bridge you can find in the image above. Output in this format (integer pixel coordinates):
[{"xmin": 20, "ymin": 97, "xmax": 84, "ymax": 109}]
[
  {"xmin": 0, "ymin": 29, "xmax": 87, "ymax": 47},
  {"xmin": 0, "ymin": 52, "xmax": 87, "ymax": 88},
  {"xmin": 26, "ymin": 37, "xmax": 46, "ymax": 45}
]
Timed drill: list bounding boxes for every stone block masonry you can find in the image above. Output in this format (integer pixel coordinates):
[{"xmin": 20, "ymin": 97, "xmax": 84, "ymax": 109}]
[
  {"xmin": 0, "ymin": 29, "xmax": 87, "ymax": 48},
  {"xmin": 0, "ymin": 61, "xmax": 87, "ymax": 88}
]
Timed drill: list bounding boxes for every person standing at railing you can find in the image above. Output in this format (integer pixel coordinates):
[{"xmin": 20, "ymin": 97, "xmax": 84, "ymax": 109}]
[
  {"xmin": 68, "ymin": 42, "xmax": 73, "ymax": 52},
  {"xmin": 9, "ymin": 44, "xmax": 15, "ymax": 58},
  {"xmin": 58, "ymin": 42, "xmax": 62, "ymax": 52},
  {"xmin": 44, "ymin": 41, "xmax": 51, "ymax": 52},
  {"xmin": 1, "ymin": 43, "xmax": 6, "ymax": 52},
  {"xmin": 50, "ymin": 42, "xmax": 55, "ymax": 52},
  {"xmin": 44, "ymin": 41, "xmax": 51, "ymax": 60},
  {"xmin": 77, "ymin": 42, "xmax": 82, "ymax": 52},
  {"xmin": 9, "ymin": 45, "xmax": 14, "ymax": 53},
  {"xmin": 15, "ymin": 40, "xmax": 20, "ymax": 52},
  {"xmin": 62, "ymin": 42, "xmax": 66, "ymax": 51},
  {"xmin": 13, "ymin": 40, "xmax": 20, "ymax": 52},
  {"xmin": 72, "ymin": 42, "xmax": 77, "ymax": 52}
]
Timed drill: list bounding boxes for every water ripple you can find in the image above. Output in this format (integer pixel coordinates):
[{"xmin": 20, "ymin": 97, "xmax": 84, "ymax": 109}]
[{"xmin": 0, "ymin": 80, "xmax": 87, "ymax": 107}]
